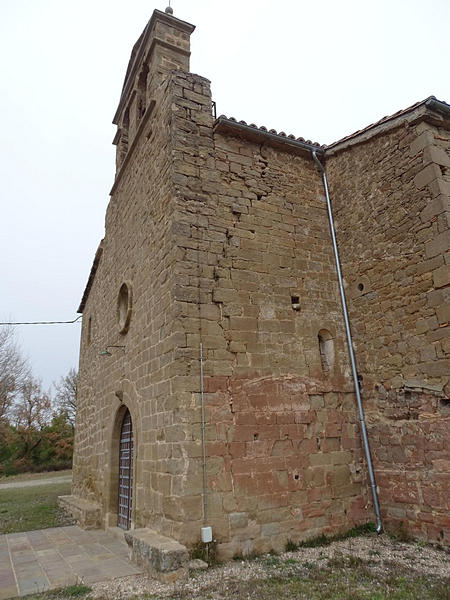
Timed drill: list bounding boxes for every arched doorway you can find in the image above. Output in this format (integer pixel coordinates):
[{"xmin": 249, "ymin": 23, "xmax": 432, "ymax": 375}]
[{"xmin": 117, "ymin": 409, "xmax": 133, "ymax": 529}]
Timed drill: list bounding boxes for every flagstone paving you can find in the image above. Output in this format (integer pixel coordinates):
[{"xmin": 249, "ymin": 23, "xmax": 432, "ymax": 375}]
[{"xmin": 0, "ymin": 526, "xmax": 143, "ymax": 599}]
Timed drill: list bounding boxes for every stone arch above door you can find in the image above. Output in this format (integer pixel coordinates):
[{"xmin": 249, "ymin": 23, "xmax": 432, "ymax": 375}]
[{"xmin": 105, "ymin": 379, "xmax": 141, "ymax": 528}]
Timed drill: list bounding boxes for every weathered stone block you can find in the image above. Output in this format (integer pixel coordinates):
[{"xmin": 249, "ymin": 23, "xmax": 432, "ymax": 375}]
[
  {"xmin": 409, "ymin": 130, "xmax": 435, "ymax": 155},
  {"xmin": 188, "ymin": 558, "xmax": 208, "ymax": 570},
  {"xmin": 436, "ymin": 302, "xmax": 450, "ymax": 324},
  {"xmin": 58, "ymin": 495, "xmax": 102, "ymax": 529},
  {"xmin": 423, "ymin": 145, "xmax": 450, "ymax": 168},
  {"xmin": 420, "ymin": 358, "xmax": 450, "ymax": 377},
  {"xmin": 125, "ymin": 528, "xmax": 189, "ymax": 582},
  {"xmin": 425, "ymin": 230, "xmax": 450, "ymax": 259},
  {"xmin": 230, "ymin": 512, "xmax": 248, "ymax": 529},
  {"xmin": 413, "ymin": 164, "xmax": 441, "ymax": 189},
  {"xmin": 433, "ymin": 264, "xmax": 450, "ymax": 289}
]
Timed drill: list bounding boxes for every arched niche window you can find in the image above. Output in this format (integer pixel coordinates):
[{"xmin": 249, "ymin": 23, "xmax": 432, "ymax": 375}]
[
  {"xmin": 87, "ymin": 315, "xmax": 92, "ymax": 345},
  {"xmin": 118, "ymin": 282, "xmax": 132, "ymax": 334},
  {"xmin": 318, "ymin": 329, "xmax": 334, "ymax": 375}
]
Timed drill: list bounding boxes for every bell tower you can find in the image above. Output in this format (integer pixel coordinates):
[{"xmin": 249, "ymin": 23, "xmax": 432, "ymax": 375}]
[{"xmin": 112, "ymin": 8, "xmax": 195, "ymax": 173}]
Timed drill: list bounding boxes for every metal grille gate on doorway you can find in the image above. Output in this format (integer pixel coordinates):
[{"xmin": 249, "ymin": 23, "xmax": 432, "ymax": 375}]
[{"xmin": 118, "ymin": 409, "xmax": 133, "ymax": 529}]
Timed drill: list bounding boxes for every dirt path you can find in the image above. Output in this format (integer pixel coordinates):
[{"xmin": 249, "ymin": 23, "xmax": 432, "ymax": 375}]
[{"xmin": 0, "ymin": 474, "xmax": 72, "ymax": 489}]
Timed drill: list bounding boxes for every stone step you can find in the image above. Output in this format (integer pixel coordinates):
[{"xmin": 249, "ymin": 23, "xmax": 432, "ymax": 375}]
[
  {"xmin": 124, "ymin": 528, "xmax": 189, "ymax": 583},
  {"xmin": 58, "ymin": 495, "xmax": 102, "ymax": 529},
  {"xmin": 106, "ymin": 526, "xmax": 127, "ymax": 541}
]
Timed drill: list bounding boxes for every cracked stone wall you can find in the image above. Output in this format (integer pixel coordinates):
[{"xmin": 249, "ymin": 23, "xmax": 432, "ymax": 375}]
[
  {"xmin": 327, "ymin": 120, "xmax": 450, "ymax": 543},
  {"xmin": 73, "ymin": 69, "xmax": 370, "ymax": 554},
  {"xmin": 168, "ymin": 72, "xmax": 370, "ymax": 556}
]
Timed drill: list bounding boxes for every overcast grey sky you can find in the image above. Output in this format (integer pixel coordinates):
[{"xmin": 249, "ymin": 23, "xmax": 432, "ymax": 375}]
[{"xmin": 0, "ymin": 0, "xmax": 449, "ymax": 392}]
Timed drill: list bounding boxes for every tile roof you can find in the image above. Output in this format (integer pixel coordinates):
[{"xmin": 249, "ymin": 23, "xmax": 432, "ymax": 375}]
[
  {"xmin": 326, "ymin": 96, "xmax": 450, "ymax": 150},
  {"xmin": 214, "ymin": 115, "xmax": 325, "ymax": 153},
  {"xmin": 214, "ymin": 97, "xmax": 450, "ymax": 156},
  {"xmin": 219, "ymin": 116, "xmax": 324, "ymax": 148}
]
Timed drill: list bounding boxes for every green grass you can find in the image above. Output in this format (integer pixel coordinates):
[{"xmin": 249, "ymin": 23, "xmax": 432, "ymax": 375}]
[
  {"xmin": 0, "ymin": 481, "xmax": 73, "ymax": 533},
  {"xmin": 62, "ymin": 585, "xmax": 92, "ymax": 597},
  {"xmin": 190, "ymin": 539, "xmax": 218, "ymax": 566},
  {"xmin": 21, "ymin": 584, "xmax": 92, "ymax": 600},
  {"xmin": 286, "ymin": 522, "xmax": 377, "ymax": 551}
]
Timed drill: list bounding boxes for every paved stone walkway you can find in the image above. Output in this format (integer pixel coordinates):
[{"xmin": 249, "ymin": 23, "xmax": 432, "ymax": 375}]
[{"xmin": 0, "ymin": 526, "xmax": 143, "ymax": 599}]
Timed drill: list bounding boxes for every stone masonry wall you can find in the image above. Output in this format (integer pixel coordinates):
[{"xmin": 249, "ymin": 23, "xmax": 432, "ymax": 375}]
[
  {"xmin": 73, "ymin": 71, "xmax": 180, "ymax": 529},
  {"xmin": 74, "ymin": 13, "xmax": 449, "ymax": 551},
  {"xmin": 327, "ymin": 119, "xmax": 450, "ymax": 543},
  {"xmin": 167, "ymin": 72, "xmax": 372, "ymax": 557}
]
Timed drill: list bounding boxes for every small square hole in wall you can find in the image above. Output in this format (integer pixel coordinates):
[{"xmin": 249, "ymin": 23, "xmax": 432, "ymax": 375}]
[
  {"xmin": 291, "ymin": 296, "xmax": 301, "ymax": 311},
  {"xmin": 439, "ymin": 398, "xmax": 450, "ymax": 414}
]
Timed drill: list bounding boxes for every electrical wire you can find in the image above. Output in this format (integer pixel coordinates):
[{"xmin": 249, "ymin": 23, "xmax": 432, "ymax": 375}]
[{"xmin": 0, "ymin": 315, "xmax": 82, "ymax": 326}]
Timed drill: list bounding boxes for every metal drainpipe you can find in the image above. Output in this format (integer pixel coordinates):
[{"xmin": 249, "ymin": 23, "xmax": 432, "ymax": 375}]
[
  {"xmin": 312, "ymin": 150, "xmax": 383, "ymax": 534},
  {"xmin": 200, "ymin": 342, "xmax": 208, "ymax": 524}
]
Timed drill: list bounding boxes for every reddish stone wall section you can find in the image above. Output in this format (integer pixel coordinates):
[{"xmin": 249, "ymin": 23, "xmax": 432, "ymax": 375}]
[
  {"xmin": 327, "ymin": 120, "xmax": 450, "ymax": 543},
  {"xmin": 202, "ymin": 376, "xmax": 367, "ymax": 556}
]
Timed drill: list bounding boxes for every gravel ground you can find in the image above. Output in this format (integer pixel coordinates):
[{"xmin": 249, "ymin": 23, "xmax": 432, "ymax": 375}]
[{"xmin": 91, "ymin": 534, "xmax": 449, "ymax": 599}]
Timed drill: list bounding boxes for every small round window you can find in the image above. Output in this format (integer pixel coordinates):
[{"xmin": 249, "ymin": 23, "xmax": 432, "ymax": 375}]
[{"xmin": 117, "ymin": 282, "xmax": 132, "ymax": 334}]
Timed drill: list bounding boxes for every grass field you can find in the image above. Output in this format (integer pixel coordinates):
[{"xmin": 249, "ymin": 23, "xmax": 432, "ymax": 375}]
[{"xmin": 0, "ymin": 480, "xmax": 73, "ymax": 533}]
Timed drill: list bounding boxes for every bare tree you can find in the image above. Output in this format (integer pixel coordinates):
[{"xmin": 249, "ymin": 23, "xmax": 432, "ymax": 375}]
[
  {"xmin": 0, "ymin": 326, "xmax": 29, "ymax": 425},
  {"xmin": 12, "ymin": 376, "xmax": 52, "ymax": 459},
  {"xmin": 13, "ymin": 377, "xmax": 52, "ymax": 430},
  {"xmin": 54, "ymin": 368, "xmax": 77, "ymax": 427}
]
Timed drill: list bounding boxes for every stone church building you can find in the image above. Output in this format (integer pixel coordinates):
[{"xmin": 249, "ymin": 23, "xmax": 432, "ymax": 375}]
[{"xmin": 61, "ymin": 7, "xmax": 449, "ymax": 574}]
